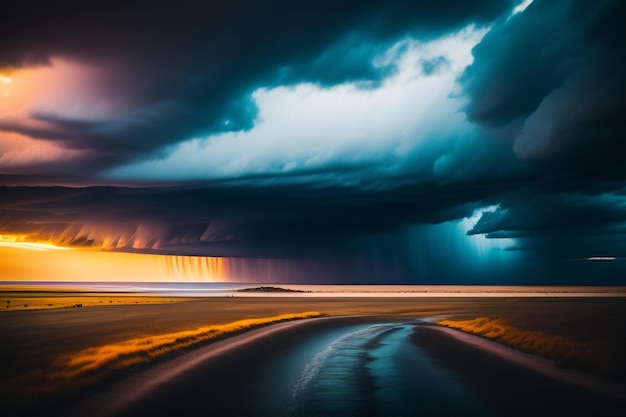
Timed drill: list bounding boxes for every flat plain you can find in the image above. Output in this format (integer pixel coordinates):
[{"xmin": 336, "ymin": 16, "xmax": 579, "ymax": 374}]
[{"xmin": 1, "ymin": 291, "xmax": 625, "ymax": 415}]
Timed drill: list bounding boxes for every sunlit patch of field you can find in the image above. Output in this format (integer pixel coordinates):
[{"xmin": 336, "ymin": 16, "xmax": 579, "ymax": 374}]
[
  {"xmin": 25, "ymin": 311, "xmax": 321, "ymax": 393},
  {"xmin": 437, "ymin": 317, "xmax": 605, "ymax": 371},
  {"xmin": 1, "ymin": 292, "xmax": 186, "ymax": 311}
]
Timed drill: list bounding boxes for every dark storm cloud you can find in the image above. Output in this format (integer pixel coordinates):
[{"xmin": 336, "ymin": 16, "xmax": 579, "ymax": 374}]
[
  {"xmin": 451, "ymin": 0, "xmax": 626, "ymax": 266},
  {"xmin": 464, "ymin": 185, "xmax": 626, "ymax": 278},
  {"xmin": 0, "ymin": 0, "xmax": 513, "ymax": 171},
  {"xmin": 2, "ymin": 0, "xmax": 625, "ymax": 284},
  {"xmin": 0, "ymin": 180, "xmax": 497, "ymax": 256},
  {"xmin": 462, "ymin": 0, "xmax": 626, "ymax": 167},
  {"xmin": 470, "ymin": 191, "xmax": 626, "ymax": 235}
]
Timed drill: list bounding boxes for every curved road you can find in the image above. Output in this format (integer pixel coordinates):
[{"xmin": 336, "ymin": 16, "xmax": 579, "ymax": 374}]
[{"xmin": 60, "ymin": 316, "xmax": 625, "ymax": 417}]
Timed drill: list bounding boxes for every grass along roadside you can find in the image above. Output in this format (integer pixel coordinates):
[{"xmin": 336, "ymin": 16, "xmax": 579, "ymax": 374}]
[
  {"xmin": 23, "ymin": 311, "xmax": 322, "ymax": 394},
  {"xmin": 436, "ymin": 317, "xmax": 614, "ymax": 376}
]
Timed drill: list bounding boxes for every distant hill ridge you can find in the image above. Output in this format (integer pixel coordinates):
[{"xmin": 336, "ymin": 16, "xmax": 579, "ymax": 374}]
[{"xmin": 237, "ymin": 286, "xmax": 308, "ymax": 293}]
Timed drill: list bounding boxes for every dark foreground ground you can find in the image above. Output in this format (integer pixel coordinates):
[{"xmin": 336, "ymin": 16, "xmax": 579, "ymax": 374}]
[{"xmin": 1, "ymin": 297, "xmax": 625, "ymax": 416}]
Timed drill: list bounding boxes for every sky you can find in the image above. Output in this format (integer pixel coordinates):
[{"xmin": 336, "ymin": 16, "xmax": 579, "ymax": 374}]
[{"xmin": 1, "ymin": 0, "xmax": 625, "ymax": 284}]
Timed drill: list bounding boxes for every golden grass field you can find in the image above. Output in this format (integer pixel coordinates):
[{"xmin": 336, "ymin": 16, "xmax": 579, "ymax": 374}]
[
  {"xmin": 438, "ymin": 317, "xmax": 602, "ymax": 367},
  {"xmin": 25, "ymin": 311, "xmax": 322, "ymax": 394},
  {"xmin": 1, "ymin": 291, "xmax": 185, "ymax": 311}
]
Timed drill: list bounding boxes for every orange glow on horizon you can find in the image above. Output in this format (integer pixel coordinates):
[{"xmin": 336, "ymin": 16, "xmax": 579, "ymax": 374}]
[
  {"xmin": 159, "ymin": 255, "xmax": 228, "ymax": 281},
  {"xmin": 0, "ymin": 236, "xmax": 230, "ymax": 282},
  {"xmin": 0, "ymin": 234, "xmax": 72, "ymax": 251}
]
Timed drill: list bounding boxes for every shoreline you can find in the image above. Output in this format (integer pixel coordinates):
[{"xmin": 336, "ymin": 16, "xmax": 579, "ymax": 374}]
[{"xmin": 3, "ymin": 284, "xmax": 626, "ymax": 312}]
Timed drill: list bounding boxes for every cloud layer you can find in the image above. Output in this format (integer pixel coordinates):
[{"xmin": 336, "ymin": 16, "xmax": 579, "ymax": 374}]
[
  {"xmin": 0, "ymin": 0, "xmax": 512, "ymax": 177},
  {"xmin": 1, "ymin": 0, "xmax": 625, "ymax": 284}
]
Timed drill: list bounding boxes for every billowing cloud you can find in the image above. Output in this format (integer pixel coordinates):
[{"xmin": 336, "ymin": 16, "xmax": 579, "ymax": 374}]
[
  {"xmin": 1, "ymin": 0, "xmax": 625, "ymax": 284},
  {"xmin": 108, "ymin": 28, "xmax": 490, "ymax": 184},
  {"xmin": 0, "ymin": 0, "xmax": 514, "ymax": 178},
  {"xmin": 462, "ymin": 0, "xmax": 625, "ymax": 169}
]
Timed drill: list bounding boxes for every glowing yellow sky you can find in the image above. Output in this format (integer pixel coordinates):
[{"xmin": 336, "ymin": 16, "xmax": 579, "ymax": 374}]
[{"xmin": 0, "ymin": 239, "xmax": 228, "ymax": 282}]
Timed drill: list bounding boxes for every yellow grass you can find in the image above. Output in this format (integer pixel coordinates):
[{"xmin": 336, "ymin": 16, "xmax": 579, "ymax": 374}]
[
  {"xmin": 1, "ymin": 292, "xmax": 185, "ymax": 311},
  {"xmin": 437, "ymin": 317, "xmax": 600, "ymax": 364},
  {"xmin": 28, "ymin": 311, "xmax": 321, "ymax": 392}
]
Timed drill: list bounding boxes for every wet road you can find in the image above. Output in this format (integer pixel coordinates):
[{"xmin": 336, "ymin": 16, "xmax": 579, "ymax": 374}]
[{"xmin": 62, "ymin": 317, "xmax": 625, "ymax": 417}]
